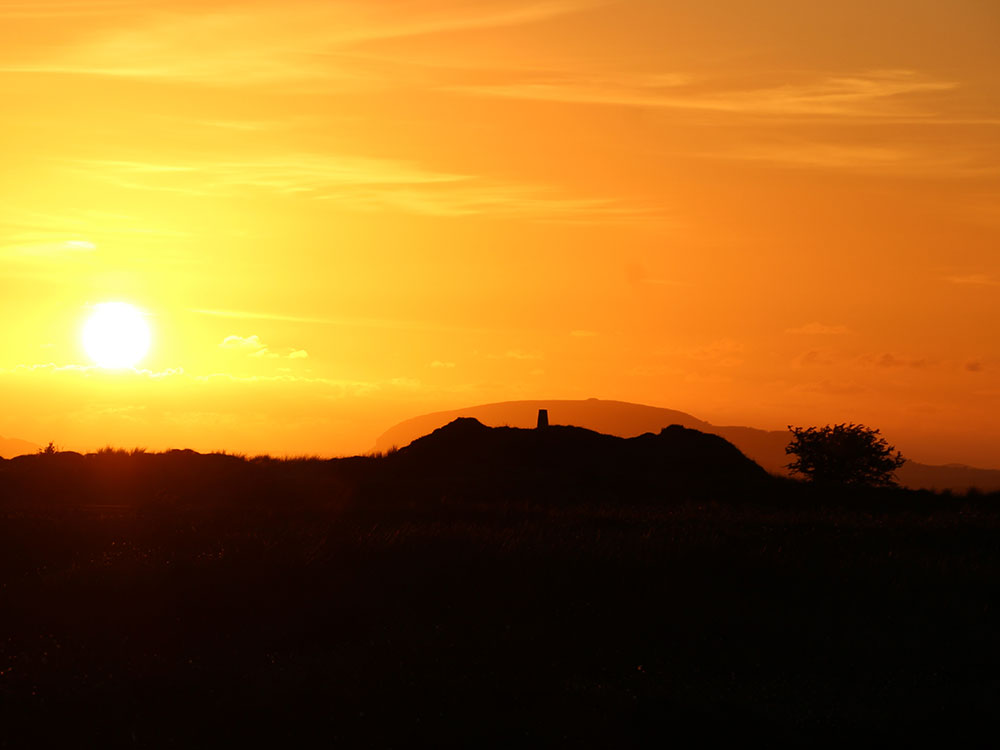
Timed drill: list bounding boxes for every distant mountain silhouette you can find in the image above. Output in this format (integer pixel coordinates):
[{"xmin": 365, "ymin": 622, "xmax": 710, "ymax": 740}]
[
  {"xmin": 378, "ymin": 399, "xmax": 713, "ymax": 452},
  {"xmin": 376, "ymin": 399, "xmax": 1000, "ymax": 492},
  {"xmin": 0, "ymin": 435, "xmax": 40, "ymax": 459},
  {"xmin": 377, "ymin": 417, "xmax": 770, "ymax": 500},
  {"xmin": 895, "ymin": 461, "xmax": 1000, "ymax": 493}
]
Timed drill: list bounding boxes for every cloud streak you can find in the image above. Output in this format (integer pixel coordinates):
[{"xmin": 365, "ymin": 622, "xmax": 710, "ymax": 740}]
[
  {"xmin": 0, "ymin": 1, "xmax": 141, "ymax": 19},
  {"xmin": 0, "ymin": 1, "xmax": 598, "ymax": 87},
  {"xmin": 1, "ymin": 363, "xmax": 184, "ymax": 378},
  {"xmin": 0, "ymin": 361, "xmax": 414, "ymax": 399},
  {"xmin": 449, "ymin": 69, "xmax": 958, "ymax": 119},
  {"xmin": 192, "ymin": 308, "xmax": 499, "ymax": 336},
  {"xmin": 66, "ymin": 155, "xmax": 648, "ymax": 221},
  {"xmin": 786, "ymin": 323, "xmax": 850, "ymax": 335},
  {"xmin": 220, "ymin": 334, "xmax": 309, "ymax": 360},
  {"xmin": 219, "ymin": 335, "xmax": 266, "ymax": 352},
  {"xmin": 67, "ymin": 155, "xmax": 467, "ymax": 195},
  {"xmin": 712, "ymin": 142, "xmax": 998, "ymax": 177},
  {"xmin": 946, "ymin": 274, "xmax": 998, "ymax": 286},
  {"xmin": 1, "ymin": 233, "xmax": 97, "ymax": 258}
]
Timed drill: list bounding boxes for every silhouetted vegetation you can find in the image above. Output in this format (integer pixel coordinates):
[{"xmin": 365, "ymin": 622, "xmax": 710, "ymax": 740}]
[
  {"xmin": 1, "ymin": 421, "xmax": 998, "ymax": 745},
  {"xmin": 376, "ymin": 398, "xmax": 1000, "ymax": 492},
  {"xmin": 786, "ymin": 423, "xmax": 906, "ymax": 487}
]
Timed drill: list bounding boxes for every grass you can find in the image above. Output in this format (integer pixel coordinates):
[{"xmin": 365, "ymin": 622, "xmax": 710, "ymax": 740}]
[{"xmin": 1, "ymin": 449, "xmax": 998, "ymax": 746}]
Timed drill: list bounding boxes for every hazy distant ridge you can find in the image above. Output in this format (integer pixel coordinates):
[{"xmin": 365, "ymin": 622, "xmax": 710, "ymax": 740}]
[
  {"xmin": 376, "ymin": 399, "xmax": 1000, "ymax": 492},
  {"xmin": 0, "ymin": 435, "xmax": 40, "ymax": 459},
  {"xmin": 377, "ymin": 399, "xmax": 712, "ymax": 451}
]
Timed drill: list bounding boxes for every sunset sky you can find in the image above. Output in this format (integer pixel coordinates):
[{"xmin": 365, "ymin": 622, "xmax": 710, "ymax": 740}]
[{"xmin": 2, "ymin": 0, "xmax": 998, "ymax": 466}]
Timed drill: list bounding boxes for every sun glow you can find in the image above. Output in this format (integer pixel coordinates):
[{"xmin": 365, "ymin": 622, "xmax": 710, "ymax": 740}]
[{"xmin": 82, "ymin": 302, "xmax": 152, "ymax": 369}]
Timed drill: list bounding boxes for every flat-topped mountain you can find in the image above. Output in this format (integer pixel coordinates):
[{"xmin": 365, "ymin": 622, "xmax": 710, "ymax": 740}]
[
  {"xmin": 376, "ymin": 399, "xmax": 1000, "ymax": 492},
  {"xmin": 377, "ymin": 399, "xmax": 714, "ymax": 451}
]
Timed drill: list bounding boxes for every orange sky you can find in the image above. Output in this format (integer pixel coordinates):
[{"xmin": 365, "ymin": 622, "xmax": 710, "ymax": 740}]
[{"xmin": 1, "ymin": 0, "xmax": 998, "ymax": 466}]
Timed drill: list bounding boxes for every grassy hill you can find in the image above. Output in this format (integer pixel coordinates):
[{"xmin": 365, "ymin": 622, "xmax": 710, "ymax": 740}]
[
  {"xmin": 2, "ymin": 427, "xmax": 999, "ymax": 745},
  {"xmin": 376, "ymin": 399, "xmax": 1000, "ymax": 492}
]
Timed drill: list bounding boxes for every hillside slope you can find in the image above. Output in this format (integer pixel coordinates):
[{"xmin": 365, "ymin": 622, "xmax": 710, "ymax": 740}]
[
  {"xmin": 376, "ymin": 399, "xmax": 1000, "ymax": 492},
  {"xmin": 377, "ymin": 417, "xmax": 771, "ymax": 501}
]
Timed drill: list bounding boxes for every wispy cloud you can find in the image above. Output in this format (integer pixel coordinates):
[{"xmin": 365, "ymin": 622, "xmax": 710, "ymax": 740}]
[
  {"xmin": 0, "ymin": 361, "xmax": 388, "ymax": 398},
  {"xmin": 796, "ymin": 379, "xmax": 866, "ymax": 396},
  {"xmin": 195, "ymin": 309, "xmax": 338, "ymax": 325},
  {"xmin": 625, "ymin": 262, "xmax": 686, "ymax": 288},
  {"xmin": 683, "ymin": 339, "xmax": 744, "ymax": 368},
  {"xmin": 1, "ymin": 362, "xmax": 184, "ymax": 378},
  {"xmin": 946, "ymin": 274, "xmax": 998, "ymax": 286},
  {"xmin": 67, "ymin": 155, "xmax": 467, "ymax": 196},
  {"xmin": 67, "ymin": 155, "xmax": 647, "ymax": 222},
  {"xmin": 354, "ymin": 185, "xmax": 650, "ymax": 222},
  {"xmin": 786, "ymin": 323, "xmax": 850, "ymax": 335},
  {"xmin": 192, "ymin": 308, "xmax": 498, "ymax": 335},
  {"xmin": 219, "ymin": 335, "xmax": 266, "ymax": 352},
  {"xmin": 864, "ymin": 353, "xmax": 930, "ymax": 369},
  {"xmin": 489, "ymin": 350, "xmax": 543, "ymax": 360},
  {"xmin": 450, "ymin": 69, "xmax": 957, "ymax": 119},
  {"xmin": 0, "ymin": 1, "xmax": 598, "ymax": 87},
  {"xmin": 0, "ymin": 233, "xmax": 97, "ymax": 258},
  {"xmin": 0, "ymin": 207, "xmax": 193, "ymax": 260},
  {"xmin": 797, "ymin": 350, "xmax": 835, "ymax": 367},
  {"xmin": 0, "ymin": 1, "xmax": 141, "ymax": 19},
  {"xmin": 713, "ymin": 142, "xmax": 997, "ymax": 177},
  {"xmin": 186, "ymin": 372, "xmax": 381, "ymax": 393},
  {"xmin": 219, "ymin": 334, "xmax": 308, "ymax": 360}
]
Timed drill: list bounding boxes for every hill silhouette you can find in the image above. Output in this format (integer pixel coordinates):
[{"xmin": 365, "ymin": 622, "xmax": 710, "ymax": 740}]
[
  {"xmin": 377, "ymin": 399, "xmax": 714, "ymax": 451},
  {"xmin": 0, "ymin": 434, "xmax": 40, "ymax": 459},
  {"xmin": 377, "ymin": 418, "xmax": 770, "ymax": 501},
  {"xmin": 0, "ymin": 421, "xmax": 769, "ymax": 511},
  {"xmin": 3, "ymin": 435, "xmax": 1000, "ymax": 745},
  {"xmin": 376, "ymin": 399, "xmax": 1000, "ymax": 492}
]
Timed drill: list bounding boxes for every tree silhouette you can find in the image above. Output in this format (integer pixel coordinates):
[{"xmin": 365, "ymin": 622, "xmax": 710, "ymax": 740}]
[{"xmin": 786, "ymin": 423, "xmax": 905, "ymax": 487}]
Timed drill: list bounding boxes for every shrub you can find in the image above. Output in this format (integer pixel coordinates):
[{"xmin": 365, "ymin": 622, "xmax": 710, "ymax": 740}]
[{"xmin": 786, "ymin": 423, "xmax": 905, "ymax": 487}]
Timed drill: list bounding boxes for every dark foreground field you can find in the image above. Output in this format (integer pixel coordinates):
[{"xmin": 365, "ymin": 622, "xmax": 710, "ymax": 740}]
[{"xmin": 2, "ymin": 430, "xmax": 999, "ymax": 746}]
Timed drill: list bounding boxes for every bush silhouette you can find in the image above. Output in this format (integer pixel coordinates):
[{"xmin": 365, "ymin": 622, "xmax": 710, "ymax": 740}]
[{"xmin": 786, "ymin": 423, "xmax": 905, "ymax": 487}]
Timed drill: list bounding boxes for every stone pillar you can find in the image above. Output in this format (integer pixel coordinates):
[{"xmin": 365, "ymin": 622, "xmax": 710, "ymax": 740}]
[{"xmin": 536, "ymin": 408, "xmax": 549, "ymax": 429}]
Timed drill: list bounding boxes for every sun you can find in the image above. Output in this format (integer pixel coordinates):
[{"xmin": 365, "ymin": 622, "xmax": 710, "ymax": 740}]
[{"xmin": 82, "ymin": 302, "xmax": 152, "ymax": 369}]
